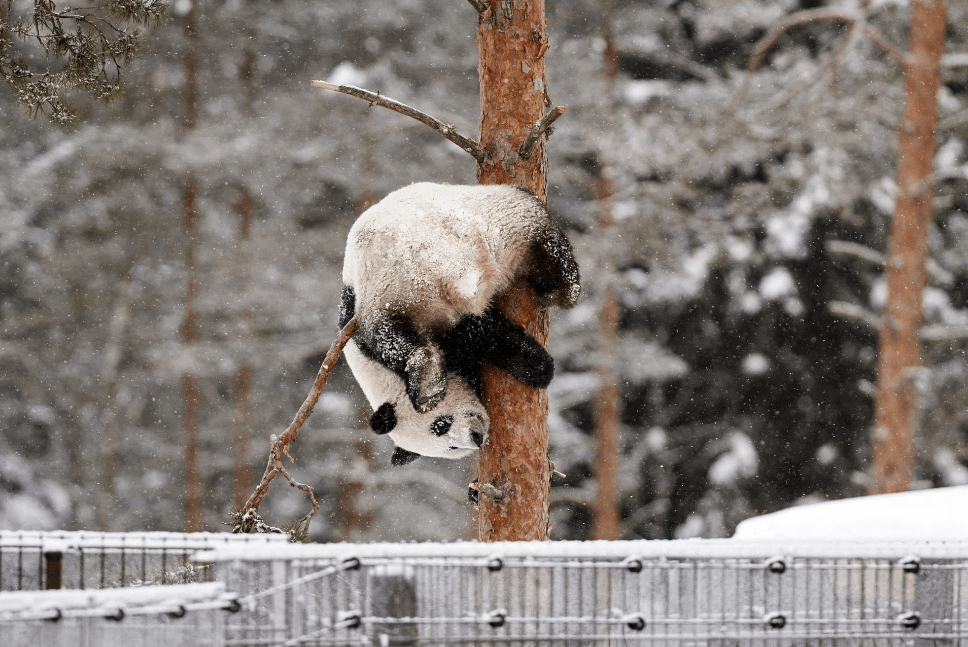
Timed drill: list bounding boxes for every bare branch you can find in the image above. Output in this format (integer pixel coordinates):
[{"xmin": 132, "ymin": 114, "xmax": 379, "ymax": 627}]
[
  {"xmin": 518, "ymin": 105, "xmax": 566, "ymax": 160},
  {"xmin": 759, "ymin": 19, "xmax": 863, "ymax": 114},
  {"xmin": 310, "ymin": 81, "xmax": 488, "ymax": 163},
  {"xmin": 234, "ymin": 316, "xmax": 358, "ymax": 536},
  {"xmin": 860, "ymin": 23, "xmax": 907, "ymax": 67},
  {"xmin": 733, "ymin": 7, "xmax": 906, "ymax": 112},
  {"xmin": 466, "ymin": 0, "xmax": 488, "ymax": 13}
]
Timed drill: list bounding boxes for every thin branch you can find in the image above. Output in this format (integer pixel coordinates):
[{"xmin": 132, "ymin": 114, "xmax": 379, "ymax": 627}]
[
  {"xmin": 758, "ymin": 18, "xmax": 863, "ymax": 115},
  {"xmin": 466, "ymin": 0, "xmax": 487, "ymax": 13},
  {"xmin": 518, "ymin": 105, "xmax": 566, "ymax": 160},
  {"xmin": 234, "ymin": 316, "xmax": 358, "ymax": 536},
  {"xmin": 310, "ymin": 80, "xmax": 488, "ymax": 163},
  {"xmin": 732, "ymin": 7, "xmax": 906, "ymax": 112},
  {"xmin": 860, "ymin": 23, "xmax": 907, "ymax": 67}
]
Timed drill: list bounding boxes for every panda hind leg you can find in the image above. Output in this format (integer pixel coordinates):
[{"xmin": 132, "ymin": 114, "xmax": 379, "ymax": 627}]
[
  {"xmin": 448, "ymin": 308, "xmax": 554, "ymax": 389},
  {"xmin": 364, "ymin": 315, "xmax": 448, "ymax": 413},
  {"xmin": 526, "ymin": 225, "xmax": 581, "ymax": 310}
]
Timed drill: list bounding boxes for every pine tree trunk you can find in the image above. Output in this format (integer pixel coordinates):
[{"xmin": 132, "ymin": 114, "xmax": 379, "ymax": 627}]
[
  {"xmin": 182, "ymin": 10, "xmax": 203, "ymax": 531},
  {"xmin": 591, "ymin": 6, "xmax": 621, "ymax": 541},
  {"xmin": 870, "ymin": 0, "xmax": 947, "ymax": 495},
  {"xmin": 476, "ymin": 0, "xmax": 553, "ymax": 541},
  {"xmin": 183, "ymin": 180, "xmax": 203, "ymax": 532},
  {"xmin": 232, "ymin": 186, "xmax": 254, "ymax": 510},
  {"xmin": 592, "ymin": 288, "xmax": 621, "ymax": 540}
]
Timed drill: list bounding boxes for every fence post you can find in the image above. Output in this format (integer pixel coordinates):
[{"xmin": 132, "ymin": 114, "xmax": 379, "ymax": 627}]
[
  {"xmin": 369, "ymin": 567, "xmax": 417, "ymax": 647},
  {"xmin": 44, "ymin": 550, "xmax": 63, "ymax": 590}
]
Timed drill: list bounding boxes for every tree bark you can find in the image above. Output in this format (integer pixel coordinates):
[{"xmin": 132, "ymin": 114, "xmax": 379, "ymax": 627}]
[
  {"xmin": 592, "ymin": 288, "xmax": 621, "ymax": 540},
  {"xmin": 182, "ymin": 9, "xmax": 203, "ymax": 531},
  {"xmin": 591, "ymin": 4, "xmax": 621, "ymax": 541},
  {"xmin": 476, "ymin": 0, "xmax": 553, "ymax": 541},
  {"xmin": 870, "ymin": 0, "xmax": 947, "ymax": 495}
]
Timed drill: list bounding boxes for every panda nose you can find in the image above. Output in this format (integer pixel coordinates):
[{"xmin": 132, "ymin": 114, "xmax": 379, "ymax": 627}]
[{"xmin": 471, "ymin": 431, "xmax": 485, "ymax": 447}]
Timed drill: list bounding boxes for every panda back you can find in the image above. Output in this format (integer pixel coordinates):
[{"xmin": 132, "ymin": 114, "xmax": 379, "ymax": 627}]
[{"xmin": 343, "ymin": 183, "xmax": 547, "ymax": 329}]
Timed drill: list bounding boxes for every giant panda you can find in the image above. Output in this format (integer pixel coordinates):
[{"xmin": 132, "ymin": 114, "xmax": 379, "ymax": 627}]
[{"xmin": 338, "ymin": 182, "xmax": 579, "ymax": 465}]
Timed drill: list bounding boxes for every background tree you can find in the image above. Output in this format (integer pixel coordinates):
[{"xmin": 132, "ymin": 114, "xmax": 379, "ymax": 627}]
[
  {"xmin": 870, "ymin": 0, "xmax": 948, "ymax": 495},
  {"xmin": 0, "ymin": 0, "xmax": 165, "ymax": 125}
]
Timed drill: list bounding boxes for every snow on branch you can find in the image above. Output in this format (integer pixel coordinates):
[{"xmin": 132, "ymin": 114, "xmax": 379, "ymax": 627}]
[
  {"xmin": 826, "ymin": 239, "xmax": 954, "ymax": 286},
  {"xmin": 733, "ymin": 6, "xmax": 907, "ymax": 112},
  {"xmin": 310, "ymin": 81, "xmax": 488, "ymax": 163},
  {"xmin": 829, "ymin": 300, "xmax": 881, "ymax": 332},
  {"xmin": 233, "ymin": 316, "xmax": 358, "ymax": 538},
  {"xmin": 518, "ymin": 106, "xmax": 567, "ymax": 160},
  {"xmin": 829, "ymin": 301, "xmax": 968, "ymax": 342}
]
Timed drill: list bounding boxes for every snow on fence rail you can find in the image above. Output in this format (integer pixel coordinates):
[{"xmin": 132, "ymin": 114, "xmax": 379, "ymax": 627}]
[
  {"xmin": 0, "ymin": 530, "xmax": 287, "ymax": 591},
  {"xmin": 206, "ymin": 539, "xmax": 968, "ymax": 646},
  {"xmin": 0, "ymin": 582, "xmax": 238, "ymax": 647}
]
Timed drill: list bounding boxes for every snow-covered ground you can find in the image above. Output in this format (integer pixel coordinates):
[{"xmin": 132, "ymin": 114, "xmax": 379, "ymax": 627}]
[{"xmin": 734, "ymin": 485, "xmax": 968, "ymax": 541}]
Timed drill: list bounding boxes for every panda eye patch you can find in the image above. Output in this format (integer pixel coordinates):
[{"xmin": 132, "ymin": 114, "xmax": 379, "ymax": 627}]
[
  {"xmin": 370, "ymin": 403, "xmax": 397, "ymax": 435},
  {"xmin": 431, "ymin": 415, "xmax": 454, "ymax": 436}
]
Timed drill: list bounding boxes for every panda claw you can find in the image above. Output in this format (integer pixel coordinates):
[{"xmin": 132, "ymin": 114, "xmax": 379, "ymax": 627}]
[{"xmin": 410, "ymin": 385, "xmax": 446, "ymax": 413}]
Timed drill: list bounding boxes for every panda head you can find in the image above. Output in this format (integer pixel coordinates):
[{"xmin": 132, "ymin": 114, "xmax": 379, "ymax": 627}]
[{"xmin": 369, "ymin": 377, "xmax": 490, "ymax": 465}]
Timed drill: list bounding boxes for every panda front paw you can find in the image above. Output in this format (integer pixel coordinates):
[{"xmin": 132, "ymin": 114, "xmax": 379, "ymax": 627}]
[{"xmin": 405, "ymin": 347, "xmax": 448, "ymax": 413}]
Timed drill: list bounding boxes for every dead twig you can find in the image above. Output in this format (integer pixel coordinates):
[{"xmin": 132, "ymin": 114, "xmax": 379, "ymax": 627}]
[
  {"xmin": 466, "ymin": 0, "xmax": 488, "ymax": 14},
  {"xmin": 518, "ymin": 106, "xmax": 566, "ymax": 160},
  {"xmin": 234, "ymin": 316, "xmax": 358, "ymax": 537},
  {"xmin": 469, "ymin": 480, "xmax": 511, "ymax": 504},
  {"xmin": 310, "ymin": 81, "xmax": 488, "ymax": 163}
]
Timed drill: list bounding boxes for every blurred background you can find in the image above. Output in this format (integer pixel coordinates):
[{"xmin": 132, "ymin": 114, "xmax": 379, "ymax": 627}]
[{"xmin": 2, "ymin": 0, "xmax": 968, "ymax": 542}]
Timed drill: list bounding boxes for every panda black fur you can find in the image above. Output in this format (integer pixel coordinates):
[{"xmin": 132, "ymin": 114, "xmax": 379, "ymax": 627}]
[{"xmin": 339, "ymin": 182, "xmax": 580, "ymax": 464}]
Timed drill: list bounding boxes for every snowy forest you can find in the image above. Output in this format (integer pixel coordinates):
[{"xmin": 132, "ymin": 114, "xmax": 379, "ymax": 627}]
[{"xmin": 2, "ymin": 0, "xmax": 968, "ymax": 542}]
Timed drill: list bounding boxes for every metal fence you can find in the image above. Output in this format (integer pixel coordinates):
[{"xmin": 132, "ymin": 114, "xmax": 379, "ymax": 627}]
[
  {"xmin": 206, "ymin": 540, "xmax": 968, "ymax": 646},
  {"xmin": 4, "ymin": 533, "xmax": 968, "ymax": 645},
  {"xmin": 0, "ymin": 582, "xmax": 238, "ymax": 647},
  {"xmin": 0, "ymin": 530, "xmax": 287, "ymax": 591}
]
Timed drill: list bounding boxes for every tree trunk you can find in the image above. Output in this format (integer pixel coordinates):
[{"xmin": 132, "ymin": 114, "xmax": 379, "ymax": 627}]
[
  {"xmin": 182, "ymin": 9, "xmax": 203, "ymax": 531},
  {"xmin": 476, "ymin": 0, "xmax": 553, "ymax": 541},
  {"xmin": 592, "ymin": 288, "xmax": 621, "ymax": 540},
  {"xmin": 232, "ymin": 184, "xmax": 254, "ymax": 510},
  {"xmin": 870, "ymin": 0, "xmax": 947, "ymax": 495},
  {"xmin": 591, "ymin": 4, "xmax": 622, "ymax": 541},
  {"xmin": 233, "ymin": 48, "xmax": 256, "ymax": 510}
]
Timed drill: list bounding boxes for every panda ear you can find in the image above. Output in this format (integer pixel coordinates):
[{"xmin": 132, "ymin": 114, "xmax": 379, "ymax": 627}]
[
  {"xmin": 391, "ymin": 446, "xmax": 420, "ymax": 466},
  {"xmin": 370, "ymin": 403, "xmax": 397, "ymax": 435}
]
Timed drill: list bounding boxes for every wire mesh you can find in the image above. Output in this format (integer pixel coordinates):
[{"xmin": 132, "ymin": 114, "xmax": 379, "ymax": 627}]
[
  {"xmin": 0, "ymin": 582, "xmax": 235, "ymax": 647},
  {"xmin": 209, "ymin": 540, "xmax": 968, "ymax": 646},
  {"xmin": 0, "ymin": 530, "xmax": 287, "ymax": 591}
]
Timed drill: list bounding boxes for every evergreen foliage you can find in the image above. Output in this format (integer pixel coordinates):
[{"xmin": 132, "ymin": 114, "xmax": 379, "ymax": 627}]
[{"xmin": 0, "ymin": 0, "xmax": 165, "ymax": 124}]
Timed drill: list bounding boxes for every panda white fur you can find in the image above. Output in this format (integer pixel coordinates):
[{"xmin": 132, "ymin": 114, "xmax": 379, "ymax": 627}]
[{"xmin": 338, "ymin": 182, "xmax": 579, "ymax": 465}]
